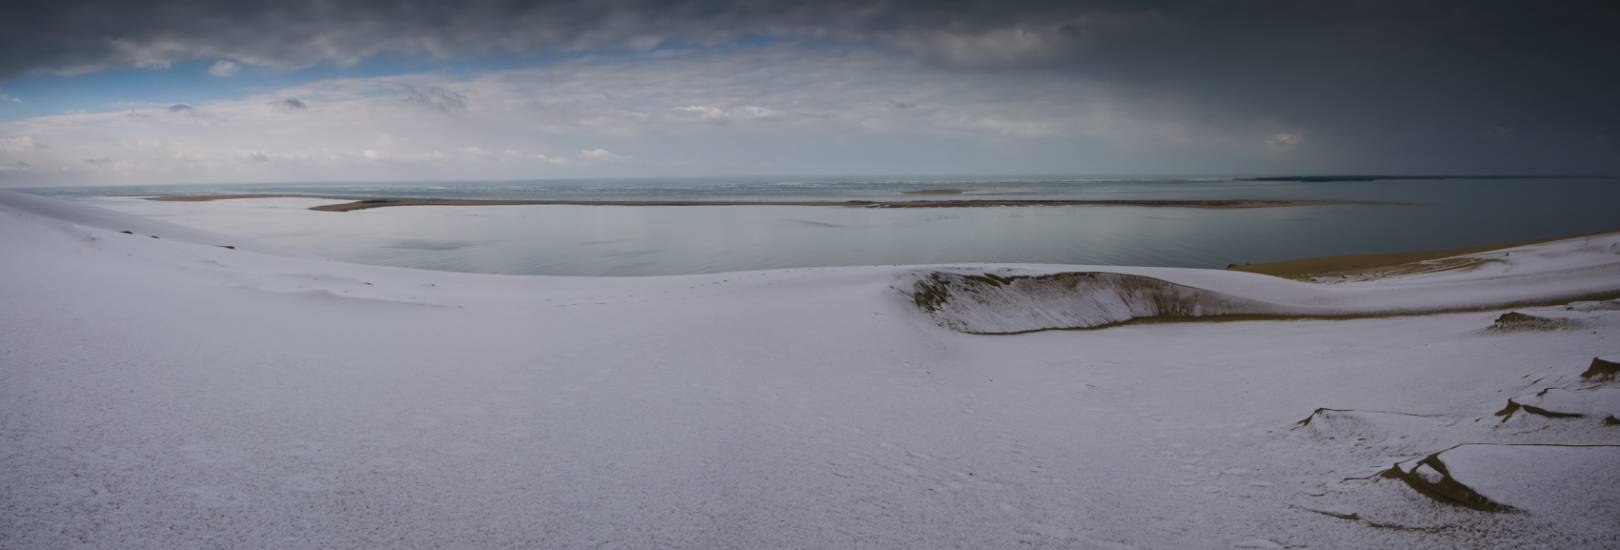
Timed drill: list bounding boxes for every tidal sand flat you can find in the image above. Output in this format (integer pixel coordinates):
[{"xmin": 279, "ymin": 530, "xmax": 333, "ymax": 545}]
[{"xmin": 3, "ymin": 190, "xmax": 1619, "ymax": 548}]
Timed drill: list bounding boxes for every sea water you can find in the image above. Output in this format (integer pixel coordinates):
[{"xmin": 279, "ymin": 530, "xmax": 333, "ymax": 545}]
[{"xmin": 30, "ymin": 176, "xmax": 1620, "ymax": 276}]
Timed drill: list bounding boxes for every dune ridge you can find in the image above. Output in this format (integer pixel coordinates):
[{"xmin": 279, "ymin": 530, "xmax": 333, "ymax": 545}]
[{"xmin": 903, "ymin": 233, "xmax": 1620, "ymax": 333}]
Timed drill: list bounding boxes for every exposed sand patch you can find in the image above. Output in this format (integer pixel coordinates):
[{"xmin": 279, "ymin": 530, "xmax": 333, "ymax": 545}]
[
  {"xmin": 908, "ymin": 270, "xmax": 1283, "ymax": 334},
  {"xmin": 904, "ymin": 268, "xmax": 1620, "ymax": 335},
  {"xmin": 1230, "ymin": 246, "xmax": 1515, "ymax": 281},
  {"xmin": 1386, "ymin": 444, "xmax": 1620, "ymax": 514},
  {"xmin": 1495, "ymin": 395, "xmax": 1587, "ymax": 422},
  {"xmin": 1228, "ymin": 229, "xmax": 1620, "ymax": 281},
  {"xmin": 1381, "ymin": 445, "xmax": 1520, "ymax": 512},
  {"xmin": 1288, "ymin": 351, "xmax": 1620, "ymax": 525},
  {"xmin": 906, "ymin": 228, "xmax": 1620, "ymax": 334},
  {"xmin": 1583, "ymin": 356, "xmax": 1620, "ymax": 382},
  {"xmin": 1486, "ymin": 311, "xmax": 1579, "ymax": 332}
]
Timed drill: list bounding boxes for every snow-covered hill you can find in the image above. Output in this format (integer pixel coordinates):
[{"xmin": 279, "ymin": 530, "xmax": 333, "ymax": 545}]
[{"xmin": 2, "ymin": 190, "xmax": 1617, "ymax": 549}]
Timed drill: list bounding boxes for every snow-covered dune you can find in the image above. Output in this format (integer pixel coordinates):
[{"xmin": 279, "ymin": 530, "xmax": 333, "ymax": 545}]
[
  {"xmin": 0, "ymin": 189, "xmax": 283, "ymax": 253},
  {"xmin": 904, "ymin": 235, "xmax": 1620, "ymax": 333},
  {"xmin": 3, "ymin": 190, "xmax": 1619, "ymax": 549}
]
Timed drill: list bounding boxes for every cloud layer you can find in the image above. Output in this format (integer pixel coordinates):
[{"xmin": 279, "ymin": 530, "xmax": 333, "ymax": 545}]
[
  {"xmin": 2, "ymin": 1, "xmax": 1618, "ymax": 183},
  {"xmin": 5, "ymin": 47, "xmax": 1250, "ymax": 183}
]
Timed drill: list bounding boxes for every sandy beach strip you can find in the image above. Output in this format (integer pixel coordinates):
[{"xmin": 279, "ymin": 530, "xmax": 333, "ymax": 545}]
[
  {"xmin": 143, "ymin": 194, "xmax": 1407, "ymax": 212},
  {"xmin": 1229, "ymin": 228, "xmax": 1620, "ymax": 280}
]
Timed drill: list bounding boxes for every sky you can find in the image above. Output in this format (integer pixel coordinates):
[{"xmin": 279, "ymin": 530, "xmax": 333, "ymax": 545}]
[{"xmin": 1, "ymin": 0, "xmax": 1617, "ymax": 186}]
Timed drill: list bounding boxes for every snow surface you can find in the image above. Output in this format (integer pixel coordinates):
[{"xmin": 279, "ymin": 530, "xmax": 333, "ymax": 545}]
[{"xmin": 2, "ymin": 190, "xmax": 1619, "ymax": 548}]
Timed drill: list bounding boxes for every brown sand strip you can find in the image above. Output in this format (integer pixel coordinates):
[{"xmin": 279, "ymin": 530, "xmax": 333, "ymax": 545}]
[
  {"xmin": 144, "ymin": 194, "xmax": 1405, "ymax": 212},
  {"xmin": 1229, "ymin": 229, "xmax": 1620, "ymax": 281}
]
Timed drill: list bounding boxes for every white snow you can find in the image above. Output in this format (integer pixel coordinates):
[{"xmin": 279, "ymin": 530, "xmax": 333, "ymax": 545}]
[{"xmin": 2, "ymin": 190, "xmax": 1619, "ymax": 548}]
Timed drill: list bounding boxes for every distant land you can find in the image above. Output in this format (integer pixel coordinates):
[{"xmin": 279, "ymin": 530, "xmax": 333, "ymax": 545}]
[{"xmin": 1236, "ymin": 175, "xmax": 1603, "ymax": 183}]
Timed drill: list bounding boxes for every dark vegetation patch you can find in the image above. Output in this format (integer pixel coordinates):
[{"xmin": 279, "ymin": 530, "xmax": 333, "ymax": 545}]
[
  {"xmin": 911, "ymin": 273, "xmax": 951, "ymax": 313},
  {"xmin": 1582, "ymin": 356, "xmax": 1620, "ymax": 382},
  {"xmin": 1494, "ymin": 398, "xmax": 1584, "ymax": 422},
  {"xmin": 1487, "ymin": 311, "xmax": 1576, "ymax": 332},
  {"xmin": 1380, "ymin": 451, "xmax": 1518, "ymax": 513}
]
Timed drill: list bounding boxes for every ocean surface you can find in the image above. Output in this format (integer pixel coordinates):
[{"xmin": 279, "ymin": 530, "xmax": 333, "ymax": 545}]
[{"xmin": 28, "ymin": 176, "xmax": 1620, "ymax": 276}]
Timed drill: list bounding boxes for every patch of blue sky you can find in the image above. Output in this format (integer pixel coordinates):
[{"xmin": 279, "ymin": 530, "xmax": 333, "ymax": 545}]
[
  {"xmin": 0, "ymin": 57, "xmax": 437, "ymax": 121},
  {"xmin": 0, "ymin": 34, "xmax": 810, "ymax": 123}
]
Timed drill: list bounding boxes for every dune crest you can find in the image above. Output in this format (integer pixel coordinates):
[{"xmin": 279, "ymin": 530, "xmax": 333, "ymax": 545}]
[{"xmin": 903, "ymin": 233, "xmax": 1620, "ymax": 334}]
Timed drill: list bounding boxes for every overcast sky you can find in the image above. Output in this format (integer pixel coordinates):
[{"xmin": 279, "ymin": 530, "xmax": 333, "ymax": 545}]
[{"xmin": 1, "ymin": 0, "xmax": 1617, "ymax": 186}]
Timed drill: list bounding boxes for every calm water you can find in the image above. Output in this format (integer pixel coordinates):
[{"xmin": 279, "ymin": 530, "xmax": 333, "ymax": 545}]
[{"xmin": 29, "ymin": 176, "xmax": 1620, "ymax": 276}]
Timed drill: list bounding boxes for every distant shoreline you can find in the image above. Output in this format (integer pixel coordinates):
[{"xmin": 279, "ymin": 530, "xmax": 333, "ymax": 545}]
[
  {"xmin": 1234, "ymin": 174, "xmax": 1606, "ymax": 183},
  {"xmin": 143, "ymin": 194, "xmax": 1408, "ymax": 212}
]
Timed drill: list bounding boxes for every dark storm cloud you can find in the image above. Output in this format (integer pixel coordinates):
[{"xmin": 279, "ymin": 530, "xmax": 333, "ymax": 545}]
[
  {"xmin": 4, "ymin": 0, "xmax": 1618, "ymax": 172},
  {"xmin": 1005, "ymin": 2, "xmax": 1620, "ymax": 173},
  {"xmin": 4, "ymin": 1, "xmax": 1609, "ymax": 77}
]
